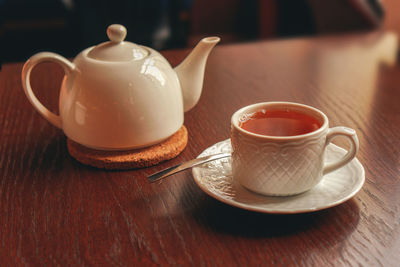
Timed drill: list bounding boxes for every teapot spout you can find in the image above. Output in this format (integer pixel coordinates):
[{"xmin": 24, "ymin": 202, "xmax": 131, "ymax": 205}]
[{"xmin": 174, "ymin": 37, "xmax": 220, "ymax": 112}]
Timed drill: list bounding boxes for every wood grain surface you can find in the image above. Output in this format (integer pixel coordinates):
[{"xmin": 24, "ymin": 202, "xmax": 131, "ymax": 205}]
[{"xmin": 0, "ymin": 31, "xmax": 399, "ymax": 266}]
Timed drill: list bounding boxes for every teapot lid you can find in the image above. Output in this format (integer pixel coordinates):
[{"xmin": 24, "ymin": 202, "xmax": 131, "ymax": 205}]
[{"xmin": 87, "ymin": 24, "xmax": 148, "ymax": 62}]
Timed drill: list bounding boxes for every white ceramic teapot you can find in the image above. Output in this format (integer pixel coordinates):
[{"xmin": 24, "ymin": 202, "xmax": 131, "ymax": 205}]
[{"xmin": 22, "ymin": 24, "xmax": 219, "ymax": 150}]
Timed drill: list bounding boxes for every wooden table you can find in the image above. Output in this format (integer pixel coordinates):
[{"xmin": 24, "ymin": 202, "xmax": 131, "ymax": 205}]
[{"xmin": 1, "ymin": 31, "xmax": 399, "ymax": 266}]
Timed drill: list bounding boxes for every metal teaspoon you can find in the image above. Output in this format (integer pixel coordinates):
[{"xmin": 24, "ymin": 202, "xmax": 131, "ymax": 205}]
[{"xmin": 147, "ymin": 153, "xmax": 231, "ymax": 183}]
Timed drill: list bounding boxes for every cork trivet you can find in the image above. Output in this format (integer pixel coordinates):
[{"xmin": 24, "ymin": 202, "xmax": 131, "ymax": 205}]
[{"xmin": 67, "ymin": 126, "xmax": 188, "ymax": 170}]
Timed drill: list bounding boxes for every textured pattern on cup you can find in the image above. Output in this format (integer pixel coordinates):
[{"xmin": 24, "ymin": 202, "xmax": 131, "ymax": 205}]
[{"xmin": 231, "ymin": 127, "xmax": 327, "ymax": 196}]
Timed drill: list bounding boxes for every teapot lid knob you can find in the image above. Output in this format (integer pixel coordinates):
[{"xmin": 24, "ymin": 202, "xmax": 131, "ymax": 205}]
[{"xmin": 107, "ymin": 24, "xmax": 127, "ymax": 43}]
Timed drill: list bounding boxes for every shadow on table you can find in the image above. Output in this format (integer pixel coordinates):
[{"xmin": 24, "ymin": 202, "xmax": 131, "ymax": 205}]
[{"xmin": 190, "ymin": 195, "xmax": 360, "ymax": 239}]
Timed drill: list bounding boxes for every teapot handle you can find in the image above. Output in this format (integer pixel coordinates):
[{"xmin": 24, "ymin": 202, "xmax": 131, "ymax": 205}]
[{"xmin": 21, "ymin": 52, "xmax": 75, "ymax": 129}]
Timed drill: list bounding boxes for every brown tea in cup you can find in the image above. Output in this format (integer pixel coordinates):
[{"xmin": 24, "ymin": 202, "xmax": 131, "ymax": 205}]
[{"xmin": 239, "ymin": 109, "xmax": 322, "ymax": 136}]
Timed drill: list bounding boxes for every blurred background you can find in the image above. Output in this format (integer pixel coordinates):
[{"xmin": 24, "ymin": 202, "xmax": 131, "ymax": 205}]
[{"xmin": 0, "ymin": 0, "xmax": 398, "ymax": 64}]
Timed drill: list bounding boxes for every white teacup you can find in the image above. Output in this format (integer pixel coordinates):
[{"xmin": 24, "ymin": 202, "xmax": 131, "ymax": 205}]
[{"xmin": 230, "ymin": 102, "xmax": 359, "ymax": 196}]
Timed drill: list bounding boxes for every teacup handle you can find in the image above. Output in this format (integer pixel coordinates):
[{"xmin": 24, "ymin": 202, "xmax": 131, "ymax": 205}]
[
  {"xmin": 21, "ymin": 52, "xmax": 75, "ymax": 129},
  {"xmin": 323, "ymin": 127, "xmax": 359, "ymax": 175}
]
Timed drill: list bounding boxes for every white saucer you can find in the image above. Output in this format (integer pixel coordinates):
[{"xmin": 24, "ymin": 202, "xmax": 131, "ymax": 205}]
[{"xmin": 192, "ymin": 139, "xmax": 365, "ymax": 214}]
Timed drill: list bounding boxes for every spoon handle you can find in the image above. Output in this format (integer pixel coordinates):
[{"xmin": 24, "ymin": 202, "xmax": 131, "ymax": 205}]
[{"xmin": 148, "ymin": 153, "xmax": 231, "ymax": 183}]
